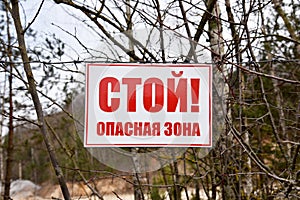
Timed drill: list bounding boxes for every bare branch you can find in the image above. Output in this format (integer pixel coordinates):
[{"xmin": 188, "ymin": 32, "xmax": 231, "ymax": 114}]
[{"xmin": 23, "ymin": 0, "xmax": 45, "ymax": 34}]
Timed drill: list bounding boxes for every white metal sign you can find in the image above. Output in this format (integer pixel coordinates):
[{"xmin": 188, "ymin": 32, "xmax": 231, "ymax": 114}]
[{"xmin": 84, "ymin": 63, "xmax": 212, "ymax": 147}]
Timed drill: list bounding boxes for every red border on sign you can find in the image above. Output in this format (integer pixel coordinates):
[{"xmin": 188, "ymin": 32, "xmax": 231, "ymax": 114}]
[{"xmin": 84, "ymin": 63, "xmax": 212, "ymax": 147}]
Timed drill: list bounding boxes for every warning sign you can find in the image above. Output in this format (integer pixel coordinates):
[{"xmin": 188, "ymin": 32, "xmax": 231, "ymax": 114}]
[{"xmin": 84, "ymin": 63, "xmax": 212, "ymax": 147}]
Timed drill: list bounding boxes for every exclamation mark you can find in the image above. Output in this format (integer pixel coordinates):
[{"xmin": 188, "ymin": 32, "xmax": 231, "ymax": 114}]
[{"xmin": 191, "ymin": 79, "xmax": 200, "ymax": 112}]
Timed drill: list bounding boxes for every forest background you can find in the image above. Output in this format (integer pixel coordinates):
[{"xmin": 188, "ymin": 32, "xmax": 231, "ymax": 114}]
[{"xmin": 0, "ymin": 0, "xmax": 299, "ymax": 199}]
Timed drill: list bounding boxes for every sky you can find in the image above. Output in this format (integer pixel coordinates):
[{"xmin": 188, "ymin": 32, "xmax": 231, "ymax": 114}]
[
  {"xmin": 0, "ymin": 0, "xmax": 89, "ymax": 136},
  {"xmin": 23, "ymin": 0, "xmax": 97, "ymax": 59}
]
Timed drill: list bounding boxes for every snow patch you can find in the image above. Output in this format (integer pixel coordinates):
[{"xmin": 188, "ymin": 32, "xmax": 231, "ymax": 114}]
[{"xmin": 9, "ymin": 180, "xmax": 41, "ymax": 200}]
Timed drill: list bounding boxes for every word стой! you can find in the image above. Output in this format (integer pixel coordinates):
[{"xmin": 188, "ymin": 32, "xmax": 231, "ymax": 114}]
[{"xmin": 99, "ymin": 73, "xmax": 200, "ymax": 113}]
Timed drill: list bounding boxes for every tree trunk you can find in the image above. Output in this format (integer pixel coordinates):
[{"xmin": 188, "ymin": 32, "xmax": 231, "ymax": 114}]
[
  {"xmin": 3, "ymin": 6, "xmax": 14, "ymax": 199},
  {"xmin": 3, "ymin": 57, "xmax": 14, "ymax": 200},
  {"xmin": 8, "ymin": 0, "xmax": 71, "ymax": 199},
  {"xmin": 126, "ymin": 0, "xmax": 135, "ymax": 62}
]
